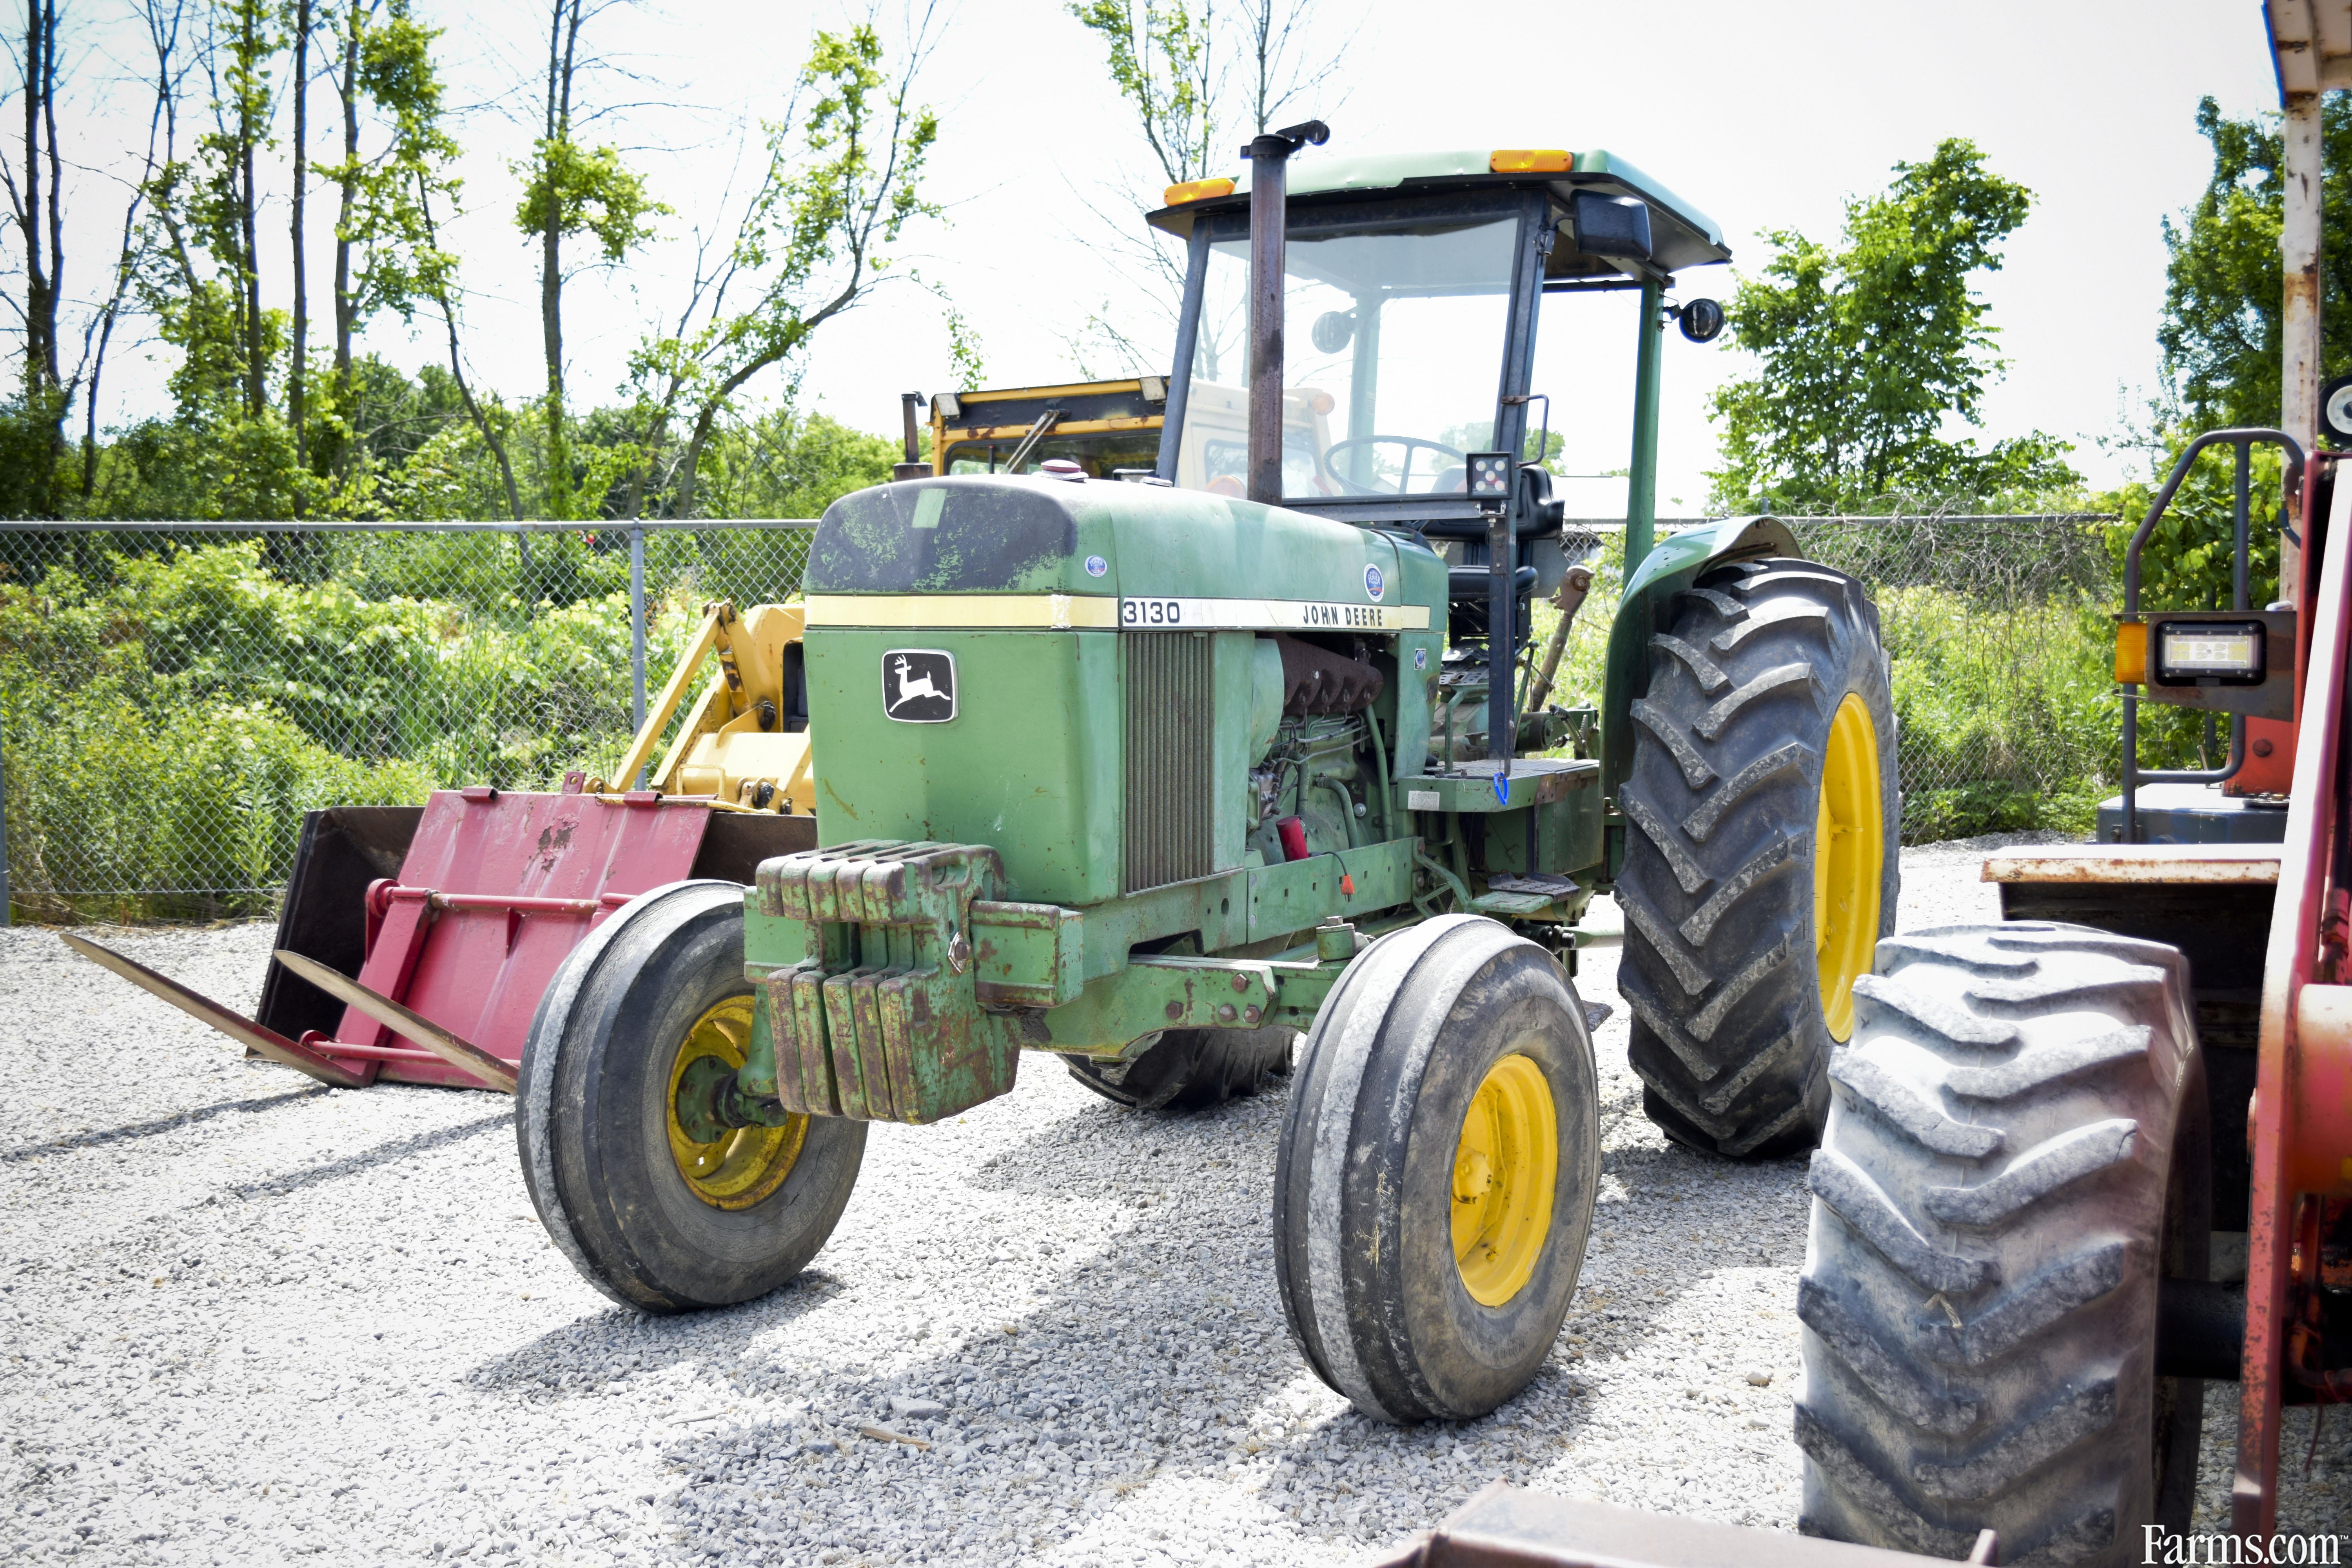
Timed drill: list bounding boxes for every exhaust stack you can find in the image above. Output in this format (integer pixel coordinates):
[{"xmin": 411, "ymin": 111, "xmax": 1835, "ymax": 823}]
[{"xmin": 1245, "ymin": 120, "xmax": 1328, "ymax": 506}]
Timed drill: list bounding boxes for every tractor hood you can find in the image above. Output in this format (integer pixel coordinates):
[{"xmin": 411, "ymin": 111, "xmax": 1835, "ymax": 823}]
[
  {"xmin": 799, "ymin": 475, "xmax": 1446, "ymax": 909},
  {"xmin": 806, "ymin": 474, "xmax": 1437, "ymax": 632}
]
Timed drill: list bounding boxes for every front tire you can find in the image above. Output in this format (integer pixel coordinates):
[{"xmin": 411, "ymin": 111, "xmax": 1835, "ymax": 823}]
[
  {"xmin": 1795, "ymin": 923, "xmax": 2208, "ymax": 1564},
  {"xmin": 1273, "ymin": 916, "xmax": 1601, "ymax": 1423},
  {"xmin": 1616, "ymin": 557, "xmax": 1900, "ymax": 1158},
  {"xmin": 518, "ymin": 881, "xmax": 866, "ymax": 1313}
]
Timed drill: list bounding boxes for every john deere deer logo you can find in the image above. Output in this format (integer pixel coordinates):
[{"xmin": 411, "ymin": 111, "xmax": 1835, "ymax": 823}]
[{"xmin": 881, "ymin": 650, "xmax": 956, "ymax": 722}]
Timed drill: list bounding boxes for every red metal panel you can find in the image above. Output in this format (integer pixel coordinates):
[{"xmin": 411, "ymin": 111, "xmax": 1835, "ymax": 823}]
[
  {"xmin": 2235, "ymin": 463, "xmax": 2352, "ymax": 1533},
  {"xmin": 313, "ymin": 791, "xmax": 711, "ymax": 1087}
]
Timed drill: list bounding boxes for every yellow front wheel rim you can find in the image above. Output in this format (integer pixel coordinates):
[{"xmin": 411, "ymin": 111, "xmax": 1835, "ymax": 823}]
[
  {"xmin": 665, "ymin": 996, "xmax": 807, "ymax": 1210},
  {"xmin": 1452, "ymin": 1054, "xmax": 1559, "ymax": 1307},
  {"xmin": 1813, "ymin": 693, "xmax": 1886, "ymax": 1042}
]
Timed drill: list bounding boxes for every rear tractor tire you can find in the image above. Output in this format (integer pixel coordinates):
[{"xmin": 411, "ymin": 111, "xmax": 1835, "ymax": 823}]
[
  {"xmin": 1616, "ymin": 556, "xmax": 1901, "ymax": 1159},
  {"xmin": 1274, "ymin": 915, "xmax": 1601, "ymax": 1423},
  {"xmin": 1795, "ymin": 923, "xmax": 2208, "ymax": 1564},
  {"xmin": 1064, "ymin": 1026, "xmax": 1294, "ymax": 1111},
  {"xmin": 518, "ymin": 881, "xmax": 866, "ymax": 1313}
]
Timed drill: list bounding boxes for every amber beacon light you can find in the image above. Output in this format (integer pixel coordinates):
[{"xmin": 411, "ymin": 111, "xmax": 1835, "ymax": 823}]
[{"xmin": 1162, "ymin": 177, "xmax": 1235, "ymax": 205}]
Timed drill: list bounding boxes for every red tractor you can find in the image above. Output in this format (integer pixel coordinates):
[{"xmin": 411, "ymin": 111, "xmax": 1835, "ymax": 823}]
[{"xmin": 1386, "ymin": 6, "xmax": 2352, "ymax": 1562}]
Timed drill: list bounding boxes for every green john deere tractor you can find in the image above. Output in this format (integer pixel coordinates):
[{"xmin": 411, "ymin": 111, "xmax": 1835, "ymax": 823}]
[{"xmin": 518, "ymin": 124, "xmax": 1901, "ymax": 1425}]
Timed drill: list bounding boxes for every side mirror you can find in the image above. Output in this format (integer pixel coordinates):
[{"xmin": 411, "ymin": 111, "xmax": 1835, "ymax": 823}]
[
  {"xmin": 1570, "ymin": 191, "xmax": 1651, "ymax": 261},
  {"xmin": 1677, "ymin": 298, "xmax": 1725, "ymax": 344},
  {"xmin": 1310, "ymin": 310, "xmax": 1355, "ymax": 353}
]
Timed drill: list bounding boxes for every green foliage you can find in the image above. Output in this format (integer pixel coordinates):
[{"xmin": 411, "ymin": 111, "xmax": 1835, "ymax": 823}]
[
  {"xmin": 622, "ymin": 25, "xmax": 940, "ymax": 519},
  {"xmin": 0, "ymin": 392, "xmax": 71, "ymax": 518},
  {"xmin": 1068, "ymin": 0, "xmax": 1218, "ymax": 187},
  {"xmin": 1526, "ymin": 529, "xmax": 2121, "ymax": 844},
  {"xmin": 0, "ymin": 537, "xmax": 765, "ymax": 917},
  {"xmin": 514, "ymin": 139, "xmax": 664, "ymax": 265},
  {"xmin": 1709, "ymin": 140, "xmax": 2077, "ymax": 513},
  {"xmin": 1524, "ymin": 535, "xmax": 1623, "ymax": 718},
  {"xmin": 693, "ymin": 411, "xmax": 900, "ymax": 520},
  {"xmin": 1874, "ymin": 587, "xmax": 2115, "ymax": 840},
  {"xmin": 2159, "ymin": 94, "xmax": 2352, "ymax": 429}
]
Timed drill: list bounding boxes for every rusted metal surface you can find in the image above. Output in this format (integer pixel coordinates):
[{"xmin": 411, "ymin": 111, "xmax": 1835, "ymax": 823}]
[
  {"xmin": 59, "ymin": 934, "xmax": 368, "ymax": 1089},
  {"xmin": 2291, "ymin": 983, "xmax": 2352, "ymax": 1194},
  {"xmin": 2235, "ymin": 430, "xmax": 2352, "ymax": 1533},
  {"xmin": 1980, "ymin": 844, "xmax": 2283, "ymax": 885},
  {"xmin": 755, "ymin": 841, "xmax": 1022, "ymax": 1124},
  {"xmin": 1369, "ymin": 1484, "xmax": 1991, "ymax": 1568},
  {"xmin": 329, "ymin": 789, "xmax": 713, "ymax": 1087},
  {"xmin": 272, "ymin": 950, "xmax": 517, "ymax": 1094},
  {"xmin": 68, "ymin": 787, "xmax": 725, "ymax": 1093}
]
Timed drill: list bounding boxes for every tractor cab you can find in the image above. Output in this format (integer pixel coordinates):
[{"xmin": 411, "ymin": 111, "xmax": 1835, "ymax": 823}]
[{"xmin": 1147, "ymin": 149, "xmax": 1732, "ymax": 654}]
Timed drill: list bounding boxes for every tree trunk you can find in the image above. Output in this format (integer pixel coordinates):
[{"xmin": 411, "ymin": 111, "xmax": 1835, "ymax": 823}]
[
  {"xmin": 419, "ymin": 178, "xmax": 522, "ymax": 521},
  {"xmin": 289, "ymin": 0, "xmax": 311, "ymax": 479},
  {"xmin": 238, "ymin": 1, "xmax": 265, "ymax": 421},
  {"xmin": 538, "ymin": 0, "xmax": 582, "ymax": 519},
  {"xmin": 12, "ymin": 0, "xmax": 67, "ymax": 514},
  {"xmin": 332, "ymin": 4, "xmax": 359, "ymax": 402},
  {"xmin": 18, "ymin": 0, "xmax": 54, "ymax": 399}
]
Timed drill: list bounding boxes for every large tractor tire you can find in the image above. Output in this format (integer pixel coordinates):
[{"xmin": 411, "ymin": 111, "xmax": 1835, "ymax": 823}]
[
  {"xmin": 1616, "ymin": 557, "xmax": 1900, "ymax": 1158},
  {"xmin": 1064, "ymin": 1026, "xmax": 1294, "ymax": 1111},
  {"xmin": 518, "ymin": 880, "xmax": 866, "ymax": 1313},
  {"xmin": 1795, "ymin": 923, "xmax": 2209, "ymax": 1564},
  {"xmin": 1273, "ymin": 915, "xmax": 1601, "ymax": 1423}
]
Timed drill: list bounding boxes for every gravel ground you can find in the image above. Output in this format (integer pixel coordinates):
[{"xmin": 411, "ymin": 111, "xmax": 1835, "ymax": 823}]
[{"xmin": 1, "ymin": 836, "xmax": 2341, "ymax": 1565}]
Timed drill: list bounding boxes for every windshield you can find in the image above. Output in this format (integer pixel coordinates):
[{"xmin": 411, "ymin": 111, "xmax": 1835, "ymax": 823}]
[{"xmin": 1174, "ymin": 216, "xmax": 1517, "ymax": 500}]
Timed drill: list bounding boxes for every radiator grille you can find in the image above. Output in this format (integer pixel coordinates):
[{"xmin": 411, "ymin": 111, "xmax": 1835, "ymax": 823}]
[{"xmin": 1123, "ymin": 633, "xmax": 1216, "ymax": 893}]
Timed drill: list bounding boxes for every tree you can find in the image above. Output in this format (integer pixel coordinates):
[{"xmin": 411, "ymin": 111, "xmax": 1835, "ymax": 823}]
[
  {"xmin": 288, "ymin": 0, "xmax": 314, "ymax": 475},
  {"xmin": 1066, "ymin": 0, "xmax": 1360, "ymax": 377},
  {"xmin": 1707, "ymin": 138, "xmax": 2075, "ymax": 513},
  {"xmin": 621, "ymin": 18, "xmax": 940, "ymax": 519},
  {"xmin": 3, "ymin": 0, "xmax": 185, "ymax": 514},
  {"xmin": 515, "ymin": 0, "xmax": 662, "ymax": 519},
  {"xmin": 8, "ymin": 2, "xmax": 62, "ymax": 408},
  {"xmin": 2158, "ymin": 94, "xmax": 2352, "ymax": 432},
  {"xmin": 314, "ymin": 0, "xmax": 464, "ymax": 484}
]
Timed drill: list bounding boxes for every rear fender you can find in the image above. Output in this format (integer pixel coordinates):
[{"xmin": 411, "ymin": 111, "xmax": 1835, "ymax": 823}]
[{"xmin": 1598, "ymin": 516, "xmax": 1799, "ymax": 808}]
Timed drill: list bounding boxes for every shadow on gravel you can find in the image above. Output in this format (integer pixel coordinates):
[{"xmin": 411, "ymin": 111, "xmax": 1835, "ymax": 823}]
[
  {"xmin": 220, "ymin": 1107, "xmax": 514, "ymax": 1200},
  {"xmin": 463, "ymin": 1266, "xmax": 862, "ymax": 1400},
  {"xmin": 622, "ymin": 1088, "xmax": 1632, "ymax": 1562},
  {"xmin": 0, "ymin": 1086, "xmax": 327, "ymax": 1165},
  {"xmin": 443, "ymin": 1066, "xmax": 1808, "ymax": 1560}
]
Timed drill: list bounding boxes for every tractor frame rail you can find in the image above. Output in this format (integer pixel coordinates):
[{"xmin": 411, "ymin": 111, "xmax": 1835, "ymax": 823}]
[{"xmin": 2237, "ymin": 446, "xmax": 2352, "ymax": 1531}]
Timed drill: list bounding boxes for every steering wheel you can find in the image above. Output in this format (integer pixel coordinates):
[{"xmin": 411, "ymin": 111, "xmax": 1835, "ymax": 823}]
[{"xmin": 1317, "ymin": 435, "xmax": 1469, "ymax": 496}]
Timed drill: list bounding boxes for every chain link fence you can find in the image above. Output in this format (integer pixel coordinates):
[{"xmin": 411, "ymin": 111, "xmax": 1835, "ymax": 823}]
[
  {"xmin": 0, "ymin": 512, "xmax": 2118, "ymax": 922},
  {"xmin": 0, "ymin": 520, "xmax": 814, "ymax": 922},
  {"xmin": 1789, "ymin": 512, "xmax": 2119, "ymax": 843}
]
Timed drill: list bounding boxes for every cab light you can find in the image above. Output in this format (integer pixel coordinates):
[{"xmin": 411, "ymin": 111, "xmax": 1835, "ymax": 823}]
[
  {"xmin": 2114, "ymin": 621, "xmax": 2147, "ymax": 685},
  {"xmin": 1490, "ymin": 149, "xmax": 1574, "ymax": 174},
  {"xmin": 1163, "ymin": 177, "xmax": 1235, "ymax": 205}
]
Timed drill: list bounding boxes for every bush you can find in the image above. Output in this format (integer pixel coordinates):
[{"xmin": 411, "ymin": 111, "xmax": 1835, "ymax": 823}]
[
  {"xmin": 1526, "ymin": 534, "xmax": 2118, "ymax": 846},
  {"xmin": 0, "ymin": 537, "xmax": 742, "ymax": 919}
]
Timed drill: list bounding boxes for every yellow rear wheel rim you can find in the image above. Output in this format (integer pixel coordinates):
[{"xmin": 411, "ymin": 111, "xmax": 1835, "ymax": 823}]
[
  {"xmin": 665, "ymin": 996, "xmax": 807, "ymax": 1210},
  {"xmin": 1452, "ymin": 1054, "xmax": 1559, "ymax": 1307},
  {"xmin": 1814, "ymin": 693, "xmax": 1886, "ymax": 1042}
]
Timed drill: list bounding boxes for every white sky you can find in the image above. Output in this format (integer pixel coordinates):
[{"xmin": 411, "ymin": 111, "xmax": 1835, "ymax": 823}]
[{"xmin": 44, "ymin": 0, "xmax": 2285, "ymax": 515}]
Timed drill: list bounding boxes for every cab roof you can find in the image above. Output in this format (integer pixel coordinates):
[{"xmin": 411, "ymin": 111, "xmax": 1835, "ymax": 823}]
[{"xmin": 1146, "ymin": 148, "xmax": 1731, "ymax": 275}]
